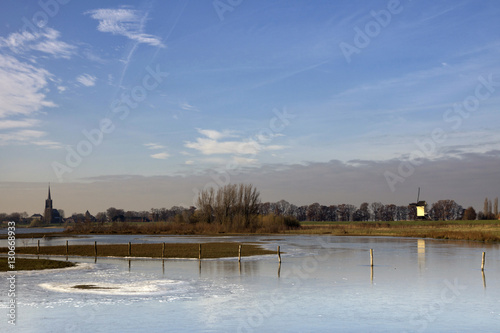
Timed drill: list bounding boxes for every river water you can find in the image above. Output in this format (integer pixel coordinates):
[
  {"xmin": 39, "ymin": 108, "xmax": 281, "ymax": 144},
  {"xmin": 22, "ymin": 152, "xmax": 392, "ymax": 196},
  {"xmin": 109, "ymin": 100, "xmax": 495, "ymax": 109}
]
[{"xmin": 1, "ymin": 235, "xmax": 499, "ymax": 332}]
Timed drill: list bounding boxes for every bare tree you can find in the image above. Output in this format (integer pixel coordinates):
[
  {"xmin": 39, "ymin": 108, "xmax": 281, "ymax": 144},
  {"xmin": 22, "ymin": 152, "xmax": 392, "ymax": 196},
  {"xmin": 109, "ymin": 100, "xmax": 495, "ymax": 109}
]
[
  {"xmin": 195, "ymin": 187, "xmax": 215, "ymax": 223},
  {"xmin": 494, "ymin": 197, "xmax": 499, "ymax": 218},
  {"xmin": 371, "ymin": 202, "xmax": 383, "ymax": 221},
  {"xmin": 430, "ymin": 200, "xmax": 463, "ymax": 220}
]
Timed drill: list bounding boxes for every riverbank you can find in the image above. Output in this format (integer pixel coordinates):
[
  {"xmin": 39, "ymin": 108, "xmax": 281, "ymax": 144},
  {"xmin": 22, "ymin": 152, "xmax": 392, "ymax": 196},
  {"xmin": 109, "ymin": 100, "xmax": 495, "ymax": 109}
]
[{"xmin": 2, "ymin": 220, "xmax": 500, "ymax": 242}]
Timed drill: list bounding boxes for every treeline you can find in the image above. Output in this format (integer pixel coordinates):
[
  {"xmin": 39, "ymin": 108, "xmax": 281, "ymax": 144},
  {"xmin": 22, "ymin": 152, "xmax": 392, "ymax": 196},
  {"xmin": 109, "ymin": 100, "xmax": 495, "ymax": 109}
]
[{"xmin": 1, "ymin": 185, "xmax": 499, "ymax": 226}]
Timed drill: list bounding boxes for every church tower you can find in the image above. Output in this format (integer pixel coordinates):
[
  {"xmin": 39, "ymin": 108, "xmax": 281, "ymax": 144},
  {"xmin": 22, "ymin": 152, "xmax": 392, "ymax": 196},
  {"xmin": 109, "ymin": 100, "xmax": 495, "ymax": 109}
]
[{"xmin": 44, "ymin": 184, "xmax": 53, "ymax": 224}]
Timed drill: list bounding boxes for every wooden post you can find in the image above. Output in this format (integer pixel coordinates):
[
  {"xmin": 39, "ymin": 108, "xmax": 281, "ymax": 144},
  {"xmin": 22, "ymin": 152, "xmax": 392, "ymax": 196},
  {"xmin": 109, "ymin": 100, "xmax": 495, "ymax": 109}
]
[
  {"xmin": 277, "ymin": 246, "xmax": 281, "ymax": 263},
  {"xmin": 94, "ymin": 241, "xmax": 97, "ymax": 257},
  {"xmin": 162, "ymin": 242, "xmax": 165, "ymax": 258},
  {"xmin": 199, "ymin": 244, "xmax": 202, "ymax": 260},
  {"xmin": 66, "ymin": 240, "xmax": 69, "ymax": 255},
  {"xmin": 370, "ymin": 249, "xmax": 374, "ymax": 267},
  {"xmin": 128, "ymin": 242, "xmax": 131, "ymax": 256},
  {"xmin": 238, "ymin": 245, "xmax": 242, "ymax": 262},
  {"xmin": 37, "ymin": 240, "xmax": 40, "ymax": 254},
  {"xmin": 481, "ymin": 252, "xmax": 485, "ymax": 271}
]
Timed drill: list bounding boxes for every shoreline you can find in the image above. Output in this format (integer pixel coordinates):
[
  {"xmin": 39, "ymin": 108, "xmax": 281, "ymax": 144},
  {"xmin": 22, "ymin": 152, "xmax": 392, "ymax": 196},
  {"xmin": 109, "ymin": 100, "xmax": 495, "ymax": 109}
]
[{"xmin": 2, "ymin": 220, "xmax": 500, "ymax": 243}]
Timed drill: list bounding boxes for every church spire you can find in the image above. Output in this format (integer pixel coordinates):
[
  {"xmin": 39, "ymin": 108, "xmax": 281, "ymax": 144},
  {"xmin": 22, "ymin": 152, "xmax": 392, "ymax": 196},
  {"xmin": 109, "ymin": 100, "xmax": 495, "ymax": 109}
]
[{"xmin": 44, "ymin": 183, "xmax": 53, "ymax": 223}]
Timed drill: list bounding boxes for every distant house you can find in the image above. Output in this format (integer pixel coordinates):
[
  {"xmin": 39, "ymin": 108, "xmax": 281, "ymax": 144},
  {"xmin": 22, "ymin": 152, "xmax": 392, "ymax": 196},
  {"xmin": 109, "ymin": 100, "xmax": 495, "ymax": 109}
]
[
  {"xmin": 30, "ymin": 214, "xmax": 43, "ymax": 221},
  {"xmin": 85, "ymin": 210, "xmax": 96, "ymax": 222}
]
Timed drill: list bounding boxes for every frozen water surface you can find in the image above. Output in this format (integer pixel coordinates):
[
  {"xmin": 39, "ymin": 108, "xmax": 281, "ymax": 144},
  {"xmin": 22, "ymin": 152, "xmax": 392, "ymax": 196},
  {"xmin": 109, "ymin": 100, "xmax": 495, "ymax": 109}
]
[{"xmin": 1, "ymin": 235, "xmax": 500, "ymax": 332}]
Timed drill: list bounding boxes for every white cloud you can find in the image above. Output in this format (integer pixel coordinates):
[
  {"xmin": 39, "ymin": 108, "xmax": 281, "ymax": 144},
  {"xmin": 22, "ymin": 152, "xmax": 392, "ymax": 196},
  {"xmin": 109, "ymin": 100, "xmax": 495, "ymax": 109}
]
[
  {"xmin": 0, "ymin": 119, "xmax": 40, "ymax": 129},
  {"xmin": 197, "ymin": 129, "xmax": 236, "ymax": 140},
  {"xmin": 31, "ymin": 140, "xmax": 63, "ymax": 149},
  {"xmin": 0, "ymin": 54, "xmax": 55, "ymax": 118},
  {"xmin": 185, "ymin": 129, "xmax": 286, "ymax": 156},
  {"xmin": 144, "ymin": 143, "xmax": 166, "ymax": 150},
  {"xmin": 0, "ymin": 129, "xmax": 62, "ymax": 148},
  {"xmin": 76, "ymin": 74, "xmax": 97, "ymax": 87},
  {"xmin": 185, "ymin": 160, "xmax": 194, "ymax": 165},
  {"xmin": 151, "ymin": 152, "xmax": 170, "ymax": 160},
  {"xmin": 0, "ymin": 28, "xmax": 75, "ymax": 58},
  {"xmin": 86, "ymin": 8, "xmax": 164, "ymax": 47},
  {"xmin": 179, "ymin": 102, "xmax": 199, "ymax": 112},
  {"xmin": 0, "ymin": 127, "xmax": 63, "ymax": 149}
]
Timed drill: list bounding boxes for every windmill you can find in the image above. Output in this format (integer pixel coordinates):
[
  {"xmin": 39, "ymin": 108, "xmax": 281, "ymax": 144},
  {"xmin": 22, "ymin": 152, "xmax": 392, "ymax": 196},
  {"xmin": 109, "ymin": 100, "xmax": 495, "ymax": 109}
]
[{"xmin": 409, "ymin": 188, "xmax": 428, "ymax": 219}]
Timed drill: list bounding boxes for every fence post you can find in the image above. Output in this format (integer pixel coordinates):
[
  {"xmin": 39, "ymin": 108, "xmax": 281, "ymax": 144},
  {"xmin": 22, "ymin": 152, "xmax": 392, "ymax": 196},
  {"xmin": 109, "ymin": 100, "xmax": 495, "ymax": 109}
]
[
  {"xmin": 481, "ymin": 252, "xmax": 486, "ymax": 271},
  {"xmin": 278, "ymin": 246, "xmax": 281, "ymax": 263},
  {"xmin": 199, "ymin": 244, "xmax": 202, "ymax": 260},
  {"xmin": 66, "ymin": 240, "xmax": 69, "ymax": 255},
  {"xmin": 370, "ymin": 249, "xmax": 374, "ymax": 267},
  {"xmin": 94, "ymin": 241, "xmax": 97, "ymax": 257},
  {"xmin": 239, "ymin": 245, "xmax": 242, "ymax": 262},
  {"xmin": 37, "ymin": 240, "xmax": 40, "ymax": 254},
  {"xmin": 128, "ymin": 242, "xmax": 131, "ymax": 256},
  {"xmin": 162, "ymin": 242, "xmax": 165, "ymax": 258}
]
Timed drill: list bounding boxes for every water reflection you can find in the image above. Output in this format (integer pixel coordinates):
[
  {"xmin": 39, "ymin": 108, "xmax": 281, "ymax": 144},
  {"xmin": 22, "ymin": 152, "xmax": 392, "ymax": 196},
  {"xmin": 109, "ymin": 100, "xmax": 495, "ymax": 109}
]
[{"xmin": 418, "ymin": 239, "xmax": 426, "ymax": 273}]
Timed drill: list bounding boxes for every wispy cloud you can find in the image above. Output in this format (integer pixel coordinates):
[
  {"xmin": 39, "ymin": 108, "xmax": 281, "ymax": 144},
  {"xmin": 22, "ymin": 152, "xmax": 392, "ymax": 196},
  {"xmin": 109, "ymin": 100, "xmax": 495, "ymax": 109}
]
[
  {"xmin": 144, "ymin": 143, "xmax": 166, "ymax": 150},
  {"xmin": 0, "ymin": 28, "xmax": 75, "ymax": 58},
  {"xmin": 197, "ymin": 129, "xmax": 236, "ymax": 141},
  {"xmin": 86, "ymin": 8, "xmax": 164, "ymax": 47},
  {"xmin": 185, "ymin": 129, "xmax": 285, "ymax": 156},
  {"xmin": 76, "ymin": 74, "xmax": 97, "ymax": 87},
  {"xmin": 0, "ymin": 129, "xmax": 61, "ymax": 148},
  {"xmin": 151, "ymin": 152, "xmax": 170, "ymax": 160},
  {"xmin": 144, "ymin": 142, "xmax": 169, "ymax": 159},
  {"xmin": 31, "ymin": 140, "xmax": 63, "ymax": 149},
  {"xmin": 179, "ymin": 102, "xmax": 199, "ymax": 112},
  {"xmin": 0, "ymin": 54, "xmax": 55, "ymax": 118},
  {"xmin": 0, "ymin": 119, "xmax": 40, "ymax": 129}
]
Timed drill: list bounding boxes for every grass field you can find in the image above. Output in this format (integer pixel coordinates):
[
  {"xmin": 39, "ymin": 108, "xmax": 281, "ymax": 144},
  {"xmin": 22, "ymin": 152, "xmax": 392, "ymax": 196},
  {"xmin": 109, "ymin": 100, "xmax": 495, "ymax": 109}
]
[
  {"xmin": 0, "ymin": 258, "xmax": 75, "ymax": 271},
  {"xmin": 296, "ymin": 220, "xmax": 500, "ymax": 242},
  {"xmin": 0, "ymin": 242, "xmax": 276, "ymax": 259}
]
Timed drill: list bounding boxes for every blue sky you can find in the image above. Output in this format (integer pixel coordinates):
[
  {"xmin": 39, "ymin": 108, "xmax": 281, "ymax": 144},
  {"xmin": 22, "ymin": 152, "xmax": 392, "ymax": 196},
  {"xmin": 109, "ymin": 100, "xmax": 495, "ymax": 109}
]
[{"xmin": 1, "ymin": 0, "xmax": 499, "ymax": 214}]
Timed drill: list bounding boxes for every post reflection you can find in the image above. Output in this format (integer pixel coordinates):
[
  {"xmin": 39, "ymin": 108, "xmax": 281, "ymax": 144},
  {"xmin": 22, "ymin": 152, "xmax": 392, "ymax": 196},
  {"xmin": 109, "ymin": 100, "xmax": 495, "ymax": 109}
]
[{"xmin": 197, "ymin": 260, "xmax": 261, "ymax": 277}]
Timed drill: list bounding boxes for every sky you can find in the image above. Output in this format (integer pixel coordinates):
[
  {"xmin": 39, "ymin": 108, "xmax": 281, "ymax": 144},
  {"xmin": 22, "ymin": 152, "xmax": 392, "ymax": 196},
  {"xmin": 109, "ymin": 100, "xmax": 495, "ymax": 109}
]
[{"xmin": 1, "ymin": 0, "xmax": 499, "ymax": 215}]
